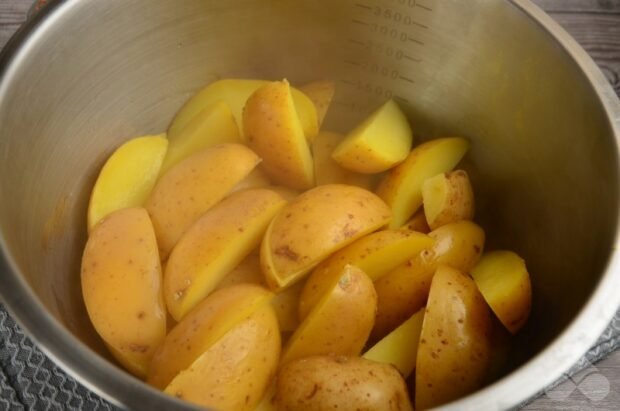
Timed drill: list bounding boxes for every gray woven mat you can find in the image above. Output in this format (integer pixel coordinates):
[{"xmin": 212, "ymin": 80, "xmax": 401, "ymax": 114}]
[{"xmin": 0, "ymin": 304, "xmax": 618, "ymax": 410}]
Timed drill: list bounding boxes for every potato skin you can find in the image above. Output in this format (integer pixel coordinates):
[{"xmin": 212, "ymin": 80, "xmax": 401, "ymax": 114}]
[
  {"xmin": 277, "ymin": 355, "xmax": 413, "ymax": 411},
  {"xmin": 377, "ymin": 137, "xmax": 469, "ymax": 228},
  {"xmin": 373, "ymin": 220, "xmax": 485, "ymax": 340},
  {"xmin": 280, "ymin": 265, "xmax": 376, "ymax": 365},
  {"xmin": 415, "ymin": 266, "xmax": 492, "ymax": 409},
  {"xmin": 261, "ymin": 184, "xmax": 391, "ymax": 290},
  {"xmin": 164, "ymin": 304, "xmax": 280, "ymax": 411},
  {"xmin": 243, "ymin": 80, "xmax": 315, "ymax": 190},
  {"xmin": 422, "ymin": 170, "xmax": 475, "ymax": 230},
  {"xmin": 164, "ymin": 188, "xmax": 286, "ymax": 321},
  {"xmin": 148, "ymin": 284, "xmax": 272, "ymax": 389},
  {"xmin": 145, "ymin": 143, "xmax": 259, "ymax": 259},
  {"xmin": 81, "ymin": 208, "xmax": 165, "ymax": 378},
  {"xmin": 298, "ymin": 229, "xmax": 433, "ymax": 321}
]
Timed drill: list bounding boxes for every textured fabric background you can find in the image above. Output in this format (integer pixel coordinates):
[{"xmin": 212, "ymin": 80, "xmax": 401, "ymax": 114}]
[{"xmin": 0, "ymin": 303, "xmax": 618, "ymax": 410}]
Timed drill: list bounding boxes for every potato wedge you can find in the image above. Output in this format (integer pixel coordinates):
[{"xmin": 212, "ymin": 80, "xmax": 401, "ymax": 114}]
[
  {"xmin": 159, "ymin": 102, "xmax": 241, "ymax": 175},
  {"xmin": 243, "ymin": 80, "xmax": 314, "ymax": 189},
  {"xmin": 471, "ymin": 251, "xmax": 532, "ymax": 334},
  {"xmin": 415, "ymin": 265, "xmax": 492, "ymax": 409},
  {"xmin": 165, "ymin": 189, "xmax": 286, "ymax": 321},
  {"xmin": 265, "ymin": 185, "xmax": 301, "ymax": 202},
  {"xmin": 363, "ymin": 307, "xmax": 424, "ymax": 378},
  {"xmin": 332, "ymin": 100, "xmax": 413, "ymax": 174},
  {"xmin": 280, "ymin": 265, "xmax": 376, "ymax": 365},
  {"xmin": 272, "ymin": 282, "xmax": 304, "ymax": 333},
  {"xmin": 423, "ymin": 170, "xmax": 475, "ymax": 230},
  {"xmin": 373, "ymin": 221, "xmax": 485, "ymax": 340},
  {"xmin": 81, "ymin": 208, "xmax": 165, "ymax": 378},
  {"xmin": 87, "ymin": 135, "xmax": 167, "ymax": 231},
  {"xmin": 377, "ymin": 137, "xmax": 470, "ymax": 228},
  {"xmin": 298, "ymin": 80, "xmax": 335, "ymax": 127},
  {"xmin": 145, "ymin": 143, "xmax": 260, "ymax": 259},
  {"xmin": 405, "ymin": 209, "xmax": 430, "ymax": 233},
  {"xmin": 312, "ymin": 131, "xmax": 377, "ymax": 190},
  {"xmin": 148, "ymin": 284, "xmax": 272, "ymax": 389},
  {"xmin": 261, "ymin": 184, "xmax": 391, "ymax": 291},
  {"xmin": 298, "ymin": 229, "xmax": 433, "ymax": 320},
  {"xmin": 277, "ymin": 355, "xmax": 413, "ymax": 411},
  {"xmin": 168, "ymin": 79, "xmax": 318, "ymax": 140},
  {"xmin": 164, "ymin": 304, "xmax": 280, "ymax": 411}
]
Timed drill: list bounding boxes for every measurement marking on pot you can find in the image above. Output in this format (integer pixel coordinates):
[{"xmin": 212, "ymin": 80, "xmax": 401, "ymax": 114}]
[
  {"xmin": 368, "ymin": 6, "xmax": 428, "ymax": 29},
  {"xmin": 403, "ymin": 54, "xmax": 422, "ymax": 62},
  {"xmin": 348, "ymin": 38, "xmax": 366, "ymax": 46},
  {"xmin": 351, "ymin": 19, "xmax": 370, "ymax": 26},
  {"xmin": 355, "ymin": 3, "xmax": 372, "ymax": 10},
  {"xmin": 399, "ymin": 75, "xmax": 415, "ymax": 84},
  {"xmin": 340, "ymin": 79, "xmax": 357, "ymax": 86},
  {"xmin": 394, "ymin": 96, "xmax": 411, "ymax": 103},
  {"xmin": 416, "ymin": 3, "xmax": 432, "ymax": 12},
  {"xmin": 408, "ymin": 36, "xmax": 424, "ymax": 45}
]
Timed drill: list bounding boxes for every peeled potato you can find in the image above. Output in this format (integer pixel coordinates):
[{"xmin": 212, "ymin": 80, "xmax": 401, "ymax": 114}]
[
  {"xmin": 363, "ymin": 307, "xmax": 424, "ymax": 378},
  {"xmin": 277, "ymin": 355, "xmax": 413, "ymax": 411},
  {"xmin": 164, "ymin": 304, "xmax": 280, "ymax": 411},
  {"xmin": 280, "ymin": 265, "xmax": 376, "ymax": 365},
  {"xmin": 312, "ymin": 131, "xmax": 377, "ymax": 190},
  {"xmin": 145, "ymin": 143, "xmax": 259, "ymax": 259},
  {"xmin": 165, "ymin": 189, "xmax": 286, "ymax": 321},
  {"xmin": 423, "ymin": 170, "xmax": 475, "ymax": 230},
  {"xmin": 298, "ymin": 229, "xmax": 433, "ymax": 320},
  {"xmin": 415, "ymin": 265, "xmax": 492, "ymax": 409},
  {"xmin": 243, "ymin": 80, "xmax": 314, "ymax": 189},
  {"xmin": 332, "ymin": 100, "xmax": 413, "ymax": 174},
  {"xmin": 81, "ymin": 208, "xmax": 165, "ymax": 378},
  {"xmin": 87, "ymin": 135, "xmax": 167, "ymax": 231},
  {"xmin": 471, "ymin": 250, "xmax": 532, "ymax": 334},
  {"xmin": 298, "ymin": 80, "xmax": 335, "ymax": 127},
  {"xmin": 373, "ymin": 220, "xmax": 485, "ymax": 340},
  {"xmin": 168, "ymin": 79, "xmax": 318, "ymax": 140},
  {"xmin": 261, "ymin": 184, "xmax": 391, "ymax": 291},
  {"xmin": 148, "ymin": 284, "xmax": 272, "ymax": 389},
  {"xmin": 377, "ymin": 137, "xmax": 470, "ymax": 228},
  {"xmin": 159, "ymin": 102, "xmax": 241, "ymax": 175}
]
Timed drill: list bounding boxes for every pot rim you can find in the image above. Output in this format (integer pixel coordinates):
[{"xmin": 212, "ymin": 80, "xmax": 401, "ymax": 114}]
[{"xmin": 0, "ymin": 1, "xmax": 618, "ymax": 410}]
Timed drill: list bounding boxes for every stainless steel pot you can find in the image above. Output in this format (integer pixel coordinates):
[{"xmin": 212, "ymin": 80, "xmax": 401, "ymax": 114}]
[{"xmin": 0, "ymin": 0, "xmax": 618, "ymax": 409}]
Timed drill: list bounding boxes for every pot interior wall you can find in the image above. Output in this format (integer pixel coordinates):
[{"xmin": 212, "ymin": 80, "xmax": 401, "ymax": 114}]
[{"xmin": 0, "ymin": 0, "xmax": 617, "ymax": 380}]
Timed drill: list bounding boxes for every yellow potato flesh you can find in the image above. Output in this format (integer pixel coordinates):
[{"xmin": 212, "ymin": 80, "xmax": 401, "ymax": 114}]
[
  {"xmin": 373, "ymin": 220, "xmax": 485, "ymax": 339},
  {"xmin": 145, "ymin": 143, "xmax": 259, "ymax": 259},
  {"xmin": 332, "ymin": 100, "xmax": 413, "ymax": 174},
  {"xmin": 298, "ymin": 80, "xmax": 335, "ymax": 127},
  {"xmin": 312, "ymin": 131, "xmax": 377, "ymax": 190},
  {"xmin": 164, "ymin": 189, "xmax": 286, "ymax": 321},
  {"xmin": 422, "ymin": 170, "xmax": 475, "ymax": 230},
  {"xmin": 87, "ymin": 135, "xmax": 167, "ymax": 232},
  {"xmin": 159, "ymin": 102, "xmax": 241, "ymax": 175},
  {"xmin": 81, "ymin": 208, "xmax": 165, "ymax": 378},
  {"xmin": 168, "ymin": 79, "xmax": 318, "ymax": 141},
  {"xmin": 377, "ymin": 137, "xmax": 470, "ymax": 228},
  {"xmin": 260, "ymin": 184, "xmax": 391, "ymax": 291},
  {"xmin": 471, "ymin": 250, "xmax": 532, "ymax": 334},
  {"xmin": 148, "ymin": 284, "xmax": 272, "ymax": 389},
  {"xmin": 280, "ymin": 265, "xmax": 377, "ymax": 366},
  {"xmin": 415, "ymin": 265, "xmax": 492, "ymax": 409},
  {"xmin": 243, "ymin": 80, "xmax": 314, "ymax": 189},
  {"xmin": 363, "ymin": 307, "xmax": 424, "ymax": 378},
  {"xmin": 277, "ymin": 356, "xmax": 413, "ymax": 411},
  {"xmin": 164, "ymin": 304, "xmax": 280, "ymax": 411},
  {"xmin": 298, "ymin": 229, "xmax": 433, "ymax": 320}
]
